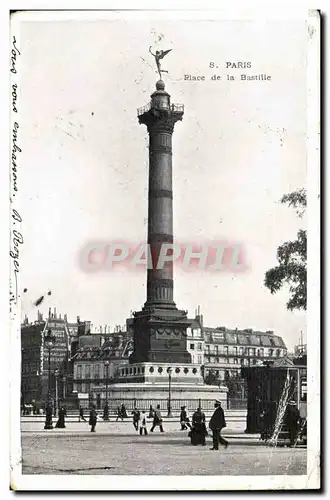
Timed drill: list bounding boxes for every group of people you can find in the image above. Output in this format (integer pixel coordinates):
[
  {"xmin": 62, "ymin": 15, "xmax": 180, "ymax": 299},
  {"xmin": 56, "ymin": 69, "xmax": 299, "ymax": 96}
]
[
  {"xmin": 131, "ymin": 404, "xmax": 164, "ymax": 434},
  {"xmin": 57, "ymin": 400, "xmax": 230, "ymax": 451},
  {"xmin": 184, "ymin": 400, "xmax": 229, "ymax": 450}
]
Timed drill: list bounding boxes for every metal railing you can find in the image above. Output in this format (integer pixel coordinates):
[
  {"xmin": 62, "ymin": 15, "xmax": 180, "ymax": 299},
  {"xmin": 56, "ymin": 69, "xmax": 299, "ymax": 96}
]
[
  {"xmin": 84, "ymin": 397, "xmax": 247, "ymax": 412},
  {"xmin": 137, "ymin": 102, "xmax": 184, "ymax": 116}
]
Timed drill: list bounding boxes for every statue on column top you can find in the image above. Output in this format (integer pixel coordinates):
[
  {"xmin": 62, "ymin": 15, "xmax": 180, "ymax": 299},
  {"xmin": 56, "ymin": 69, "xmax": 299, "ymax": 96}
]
[{"xmin": 149, "ymin": 46, "xmax": 172, "ymax": 79}]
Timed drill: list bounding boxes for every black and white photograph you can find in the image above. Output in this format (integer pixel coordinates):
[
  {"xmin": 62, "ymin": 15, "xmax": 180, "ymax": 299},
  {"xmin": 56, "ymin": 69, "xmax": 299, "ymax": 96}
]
[{"xmin": 9, "ymin": 8, "xmax": 320, "ymax": 491}]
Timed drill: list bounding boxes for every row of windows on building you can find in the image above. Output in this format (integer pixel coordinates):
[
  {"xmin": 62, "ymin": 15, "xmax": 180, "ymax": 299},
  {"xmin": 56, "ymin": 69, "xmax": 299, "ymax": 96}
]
[
  {"xmin": 22, "ymin": 364, "xmax": 40, "ymax": 373},
  {"xmin": 189, "ymin": 343, "xmax": 203, "ymax": 350},
  {"xmin": 206, "ymin": 357, "xmax": 261, "ymax": 365},
  {"xmin": 191, "ymin": 355, "xmax": 203, "ymax": 364},
  {"xmin": 205, "ymin": 346, "xmax": 284, "ymax": 357}
]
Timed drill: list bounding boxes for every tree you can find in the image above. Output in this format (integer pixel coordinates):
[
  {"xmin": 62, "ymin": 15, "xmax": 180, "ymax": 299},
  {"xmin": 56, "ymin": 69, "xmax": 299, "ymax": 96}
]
[
  {"xmin": 204, "ymin": 369, "xmax": 220, "ymax": 386},
  {"xmin": 264, "ymin": 189, "xmax": 307, "ymax": 311}
]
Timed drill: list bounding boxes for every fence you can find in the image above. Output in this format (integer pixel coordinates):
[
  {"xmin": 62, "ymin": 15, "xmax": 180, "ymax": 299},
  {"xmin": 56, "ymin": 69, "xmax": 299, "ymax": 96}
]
[{"xmin": 81, "ymin": 397, "xmax": 247, "ymax": 412}]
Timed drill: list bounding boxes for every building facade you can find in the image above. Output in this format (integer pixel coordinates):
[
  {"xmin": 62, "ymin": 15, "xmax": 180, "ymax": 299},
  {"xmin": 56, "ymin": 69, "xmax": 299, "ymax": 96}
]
[
  {"xmin": 70, "ymin": 312, "xmax": 287, "ymax": 402},
  {"xmin": 21, "ymin": 309, "xmax": 87, "ymax": 406},
  {"xmin": 72, "ymin": 334, "xmax": 133, "ymax": 404},
  {"xmin": 203, "ymin": 325, "xmax": 287, "ymax": 382}
]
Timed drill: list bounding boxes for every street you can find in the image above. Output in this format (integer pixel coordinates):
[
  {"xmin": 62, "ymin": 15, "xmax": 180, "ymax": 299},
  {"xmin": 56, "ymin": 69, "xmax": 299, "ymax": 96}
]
[{"xmin": 21, "ymin": 420, "xmax": 307, "ymax": 476}]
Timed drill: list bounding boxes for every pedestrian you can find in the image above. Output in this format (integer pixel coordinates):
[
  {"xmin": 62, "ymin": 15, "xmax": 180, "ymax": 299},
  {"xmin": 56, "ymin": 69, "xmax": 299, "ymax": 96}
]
[
  {"xmin": 102, "ymin": 401, "xmax": 109, "ymax": 421},
  {"xmin": 121, "ymin": 404, "xmax": 128, "ymax": 418},
  {"xmin": 209, "ymin": 400, "xmax": 228, "ymax": 450},
  {"xmin": 79, "ymin": 406, "xmax": 87, "ymax": 422},
  {"xmin": 89, "ymin": 405, "xmax": 98, "ymax": 432},
  {"xmin": 180, "ymin": 406, "xmax": 192, "ymax": 430},
  {"xmin": 132, "ymin": 407, "xmax": 141, "ymax": 431},
  {"xmin": 150, "ymin": 404, "xmax": 164, "ymax": 433},
  {"xmin": 116, "ymin": 406, "xmax": 124, "ymax": 421},
  {"xmin": 139, "ymin": 411, "xmax": 148, "ymax": 436},
  {"xmin": 284, "ymin": 400, "xmax": 300, "ymax": 447},
  {"xmin": 148, "ymin": 405, "xmax": 154, "ymax": 418},
  {"xmin": 55, "ymin": 406, "xmax": 66, "ymax": 428},
  {"xmin": 190, "ymin": 406, "xmax": 207, "ymax": 446}
]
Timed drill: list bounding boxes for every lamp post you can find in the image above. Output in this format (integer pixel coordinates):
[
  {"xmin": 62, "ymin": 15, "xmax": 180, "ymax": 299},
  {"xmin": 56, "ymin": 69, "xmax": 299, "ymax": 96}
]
[
  {"xmin": 54, "ymin": 369, "xmax": 59, "ymax": 417},
  {"xmin": 167, "ymin": 367, "xmax": 173, "ymax": 417},
  {"xmin": 62, "ymin": 375, "xmax": 67, "ymax": 399},
  {"xmin": 104, "ymin": 360, "xmax": 110, "ymax": 420},
  {"xmin": 44, "ymin": 329, "xmax": 56, "ymax": 430},
  {"xmin": 105, "ymin": 361, "xmax": 109, "ymax": 403}
]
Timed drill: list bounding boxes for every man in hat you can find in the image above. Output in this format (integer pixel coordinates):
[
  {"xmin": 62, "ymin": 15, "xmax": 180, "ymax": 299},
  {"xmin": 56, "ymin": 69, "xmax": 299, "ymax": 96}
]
[
  {"xmin": 209, "ymin": 400, "xmax": 229, "ymax": 450},
  {"xmin": 284, "ymin": 400, "xmax": 300, "ymax": 447},
  {"xmin": 89, "ymin": 405, "xmax": 98, "ymax": 432},
  {"xmin": 150, "ymin": 404, "xmax": 164, "ymax": 433}
]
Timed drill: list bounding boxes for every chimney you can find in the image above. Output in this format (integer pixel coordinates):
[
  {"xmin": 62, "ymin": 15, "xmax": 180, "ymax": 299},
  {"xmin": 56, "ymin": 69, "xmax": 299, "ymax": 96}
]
[
  {"xmin": 64, "ymin": 313, "xmax": 67, "ymax": 321},
  {"xmin": 49, "ymin": 307, "xmax": 51, "ymax": 318},
  {"xmin": 54, "ymin": 307, "xmax": 57, "ymax": 318},
  {"xmin": 200, "ymin": 314, "xmax": 204, "ymax": 327}
]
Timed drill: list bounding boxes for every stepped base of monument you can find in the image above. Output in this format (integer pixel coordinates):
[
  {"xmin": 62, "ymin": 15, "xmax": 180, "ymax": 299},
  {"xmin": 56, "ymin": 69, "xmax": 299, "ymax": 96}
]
[{"xmin": 90, "ymin": 363, "xmax": 228, "ymax": 409}]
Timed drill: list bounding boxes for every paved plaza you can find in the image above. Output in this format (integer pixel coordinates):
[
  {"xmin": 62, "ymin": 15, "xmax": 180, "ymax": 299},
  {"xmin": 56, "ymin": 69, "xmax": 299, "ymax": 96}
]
[{"xmin": 21, "ymin": 420, "xmax": 307, "ymax": 476}]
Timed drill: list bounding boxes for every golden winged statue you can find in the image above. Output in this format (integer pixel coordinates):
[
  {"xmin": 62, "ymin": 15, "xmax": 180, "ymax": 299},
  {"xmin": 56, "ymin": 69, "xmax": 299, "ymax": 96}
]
[{"xmin": 149, "ymin": 46, "xmax": 172, "ymax": 79}]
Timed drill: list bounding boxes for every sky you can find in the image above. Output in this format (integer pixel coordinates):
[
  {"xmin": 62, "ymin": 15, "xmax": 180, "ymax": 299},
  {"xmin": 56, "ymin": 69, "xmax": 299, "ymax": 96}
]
[{"xmin": 16, "ymin": 12, "xmax": 307, "ymax": 350}]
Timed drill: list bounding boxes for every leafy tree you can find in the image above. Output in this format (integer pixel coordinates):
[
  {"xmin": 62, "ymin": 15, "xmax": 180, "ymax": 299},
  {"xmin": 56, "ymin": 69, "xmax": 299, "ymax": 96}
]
[
  {"xmin": 204, "ymin": 369, "xmax": 220, "ymax": 386},
  {"xmin": 264, "ymin": 189, "xmax": 307, "ymax": 311}
]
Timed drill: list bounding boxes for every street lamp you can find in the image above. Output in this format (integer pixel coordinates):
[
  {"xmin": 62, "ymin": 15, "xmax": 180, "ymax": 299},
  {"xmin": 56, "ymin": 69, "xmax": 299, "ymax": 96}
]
[
  {"xmin": 62, "ymin": 375, "xmax": 67, "ymax": 399},
  {"xmin": 44, "ymin": 329, "xmax": 55, "ymax": 430},
  {"xmin": 105, "ymin": 361, "xmax": 109, "ymax": 403},
  {"xmin": 167, "ymin": 367, "xmax": 173, "ymax": 417},
  {"xmin": 103, "ymin": 360, "xmax": 110, "ymax": 421},
  {"xmin": 54, "ymin": 369, "xmax": 59, "ymax": 417}
]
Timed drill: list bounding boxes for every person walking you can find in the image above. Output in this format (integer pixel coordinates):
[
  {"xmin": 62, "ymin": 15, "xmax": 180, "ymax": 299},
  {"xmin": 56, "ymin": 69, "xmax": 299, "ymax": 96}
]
[
  {"xmin": 180, "ymin": 406, "xmax": 192, "ymax": 431},
  {"xmin": 150, "ymin": 404, "xmax": 164, "ymax": 433},
  {"xmin": 190, "ymin": 406, "xmax": 207, "ymax": 445},
  {"xmin": 284, "ymin": 400, "xmax": 300, "ymax": 447},
  {"xmin": 55, "ymin": 406, "xmax": 66, "ymax": 428},
  {"xmin": 121, "ymin": 404, "xmax": 128, "ymax": 419},
  {"xmin": 79, "ymin": 406, "xmax": 87, "ymax": 422},
  {"xmin": 89, "ymin": 405, "xmax": 98, "ymax": 432},
  {"xmin": 139, "ymin": 411, "xmax": 148, "ymax": 436},
  {"xmin": 102, "ymin": 401, "xmax": 109, "ymax": 421},
  {"xmin": 209, "ymin": 400, "xmax": 228, "ymax": 450},
  {"xmin": 116, "ymin": 406, "xmax": 124, "ymax": 421},
  {"xmin": 132, "ymin": 407, "xmax": 141, "ymax": 431}
]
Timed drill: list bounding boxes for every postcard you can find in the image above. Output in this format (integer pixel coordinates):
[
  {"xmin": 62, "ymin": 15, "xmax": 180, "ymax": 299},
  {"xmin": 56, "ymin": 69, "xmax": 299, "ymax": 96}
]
[{"xmin": 10, "ymin": 8, "xmax": 320, "ymax": 491}]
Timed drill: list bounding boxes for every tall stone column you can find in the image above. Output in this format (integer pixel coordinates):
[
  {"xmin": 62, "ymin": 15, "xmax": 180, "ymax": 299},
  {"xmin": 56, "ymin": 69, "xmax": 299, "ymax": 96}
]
[
  {"xmin": 132, "ymin": 80, "xmax": 191, "ymax": 364},
  {"xmin": 138, "ymin": 80, "xmax": 182, "ymax": 309}
]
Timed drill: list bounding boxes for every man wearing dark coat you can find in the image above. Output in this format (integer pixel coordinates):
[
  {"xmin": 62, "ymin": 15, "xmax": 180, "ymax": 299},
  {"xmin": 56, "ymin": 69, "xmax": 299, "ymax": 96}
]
[
  {"xmin": 79, "ymin": 406, "xmax": 87, "ymax": 422},
  {"xmin": 55, "ymin": 406, "xmax": 66, "ymax": 428},
  {"xmin": 209, "ymin": 400, "xmax": 229, "ymax": 450},
  {"xmin": 284, "ymin": 400, "xmax": 300, "ymax": 447},
  {"xmin": 132, "ymin": 407, "xmax": 141, "ymax": 431},
  {"xmin": 121, "ymin": 404, "xmax": 128, "ymax": 419},
  {"xmin": 150, "ymin": 404, "xmax": 164, "ymax": 432},
  {"xmin": 102, "ymin": 401, "xmax": 109, "ymax": 421},
  {"xmin": 89, "ymin": 405, "xmax": 97, "ymax": 432}
]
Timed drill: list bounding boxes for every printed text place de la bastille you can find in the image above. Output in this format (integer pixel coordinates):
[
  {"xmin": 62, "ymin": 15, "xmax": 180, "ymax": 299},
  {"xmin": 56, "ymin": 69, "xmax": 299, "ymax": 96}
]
[{"xmin": 184, "ymin": 61, "xmax": 272, "ymax": 82}]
